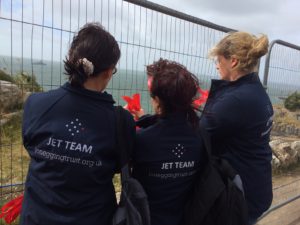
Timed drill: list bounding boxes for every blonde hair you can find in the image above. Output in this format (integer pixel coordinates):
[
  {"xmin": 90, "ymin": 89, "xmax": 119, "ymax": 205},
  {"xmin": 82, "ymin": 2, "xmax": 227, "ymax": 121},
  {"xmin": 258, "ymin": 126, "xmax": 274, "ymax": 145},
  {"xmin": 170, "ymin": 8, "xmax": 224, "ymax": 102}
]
[{"xmin": 210, "ymin": 31, "xmax": 269, "ymax": 73}]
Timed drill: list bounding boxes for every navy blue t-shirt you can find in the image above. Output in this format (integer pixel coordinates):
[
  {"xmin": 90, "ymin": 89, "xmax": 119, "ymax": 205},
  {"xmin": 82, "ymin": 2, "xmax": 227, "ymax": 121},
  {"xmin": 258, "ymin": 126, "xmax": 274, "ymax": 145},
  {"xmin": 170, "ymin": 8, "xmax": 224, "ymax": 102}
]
[
  {"xmin": 20, "ymin": 83, "xmax": 135, "ymax": 225},
  {"xmin": 132, "ymin": 113, "xmax": 206, "ymax": 225}
]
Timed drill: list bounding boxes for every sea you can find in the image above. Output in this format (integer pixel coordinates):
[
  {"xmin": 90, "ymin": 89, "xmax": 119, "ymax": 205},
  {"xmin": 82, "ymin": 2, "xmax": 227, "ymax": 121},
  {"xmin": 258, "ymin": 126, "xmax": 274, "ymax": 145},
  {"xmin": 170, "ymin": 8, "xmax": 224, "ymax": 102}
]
[{"xmin": 1, "ymin": 55, "xmax": 299, "ymax": 111}]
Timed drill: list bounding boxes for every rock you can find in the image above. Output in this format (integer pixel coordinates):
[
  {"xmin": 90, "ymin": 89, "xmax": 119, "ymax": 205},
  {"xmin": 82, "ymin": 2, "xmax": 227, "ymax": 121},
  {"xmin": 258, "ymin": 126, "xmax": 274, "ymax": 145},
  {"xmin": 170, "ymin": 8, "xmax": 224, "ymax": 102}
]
[
  {"xmin": 0, "ymin": 117, "xmax": 9, "ymax": 126},
  {"xmin": 271, "ymin": 155, "xmax": 281, "ymax": 169},
  {"xmin": 291, "ymin": 141, "xmax": 300, "ymax": 159},
  {"xmin": 272, "ymin": 123, "xmax": 300, "ymax": 137},
  {"xmin": 270, "ymin": 139, "xmax": 299, "ymax": 168},
  {"xmin": 0, "ymin": 112, "xmax": 20, "ymax": 126},
  {"xmin": 0, "ymin": 80, "xmax": 23, "ymax": 114},
  {"xmin": 276, "ymin": 143, "xmax": 292, "ymax": 167},
  {"xmin": 270, "ymin": 139, "xmax": 284, "ymax": 150},
  {"xmin": 272, "ymin": 106, "xmax": 300, "ymax": 137}
]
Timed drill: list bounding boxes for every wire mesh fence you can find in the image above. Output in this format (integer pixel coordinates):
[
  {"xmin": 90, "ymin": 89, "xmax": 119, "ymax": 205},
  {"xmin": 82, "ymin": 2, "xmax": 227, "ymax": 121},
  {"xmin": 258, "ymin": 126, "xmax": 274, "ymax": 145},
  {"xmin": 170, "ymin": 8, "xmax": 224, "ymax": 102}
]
[
  {"xmin": 0, "ymin": 0, "xmax": 232, "ymax": 110},
  {"xmin": 0, "ymin": 0, "xmax": 300, "ymax": 224},
  {"xmin": 263, "ymin": 40, "xmax": 300, "ymax": 105}
]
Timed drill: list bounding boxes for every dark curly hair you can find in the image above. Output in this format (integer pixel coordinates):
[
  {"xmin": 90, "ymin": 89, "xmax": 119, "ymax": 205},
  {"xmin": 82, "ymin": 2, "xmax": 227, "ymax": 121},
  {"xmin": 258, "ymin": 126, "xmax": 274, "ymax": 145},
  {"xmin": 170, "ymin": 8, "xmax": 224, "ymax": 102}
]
[
  {"xmin": 64, "ymin": 22, "xmax": 120, "ymax": 87},
  {"xmin": 147, "ymin": 59, "xmax": 200, "ymax": 129}
]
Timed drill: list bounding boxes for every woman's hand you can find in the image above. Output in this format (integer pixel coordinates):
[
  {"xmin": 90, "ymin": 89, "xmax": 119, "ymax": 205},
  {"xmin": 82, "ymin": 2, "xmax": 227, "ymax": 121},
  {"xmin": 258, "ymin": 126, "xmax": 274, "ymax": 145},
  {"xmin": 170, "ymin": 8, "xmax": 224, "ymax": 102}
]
[{"xmin": 123, "ymin": 104, "xmax": 145, "ymax": 120}]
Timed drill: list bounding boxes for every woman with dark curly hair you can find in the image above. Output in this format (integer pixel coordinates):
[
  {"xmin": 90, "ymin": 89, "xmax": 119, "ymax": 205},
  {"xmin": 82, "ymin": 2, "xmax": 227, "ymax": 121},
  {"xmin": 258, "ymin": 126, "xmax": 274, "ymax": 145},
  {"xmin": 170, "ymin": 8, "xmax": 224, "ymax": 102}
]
[
  {"xmin": 20, "ymin": 23, "xmax": 135, "ymax": 225},
  {"xmin": 131, "ymin": 59, "xmax": 206, "ymax": 225}
]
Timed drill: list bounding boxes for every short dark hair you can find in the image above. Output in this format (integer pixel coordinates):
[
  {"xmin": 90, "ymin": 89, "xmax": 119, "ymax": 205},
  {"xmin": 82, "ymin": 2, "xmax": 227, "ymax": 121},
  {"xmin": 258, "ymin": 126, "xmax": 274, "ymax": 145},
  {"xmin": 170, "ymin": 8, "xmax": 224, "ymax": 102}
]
[
  {"xmin": 64, "ymin": 22, "xmax": 120, "ymax": 87},
  {"xmin": 147, "ymin": 59, "xmax": 200, "ymax": 129}
]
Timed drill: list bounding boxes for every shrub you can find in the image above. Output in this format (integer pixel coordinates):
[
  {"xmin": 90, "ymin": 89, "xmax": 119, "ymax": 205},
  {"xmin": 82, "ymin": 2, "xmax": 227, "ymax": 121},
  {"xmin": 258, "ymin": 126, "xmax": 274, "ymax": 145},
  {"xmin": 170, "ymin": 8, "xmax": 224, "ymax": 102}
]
[
  {"xmin": 284, "ymin": 92, "xmax": 300, "ymax": 112},
  {"xmin": 14, "ymin": 72, "xmax": 43, "ymax": 92},
  {"xmin": 0, "ymin": 70, "xmax": 42, "ymax": 92},
  {"xmin": 0, "ymin": 69, "xmax": 14, "ymax": 82}
]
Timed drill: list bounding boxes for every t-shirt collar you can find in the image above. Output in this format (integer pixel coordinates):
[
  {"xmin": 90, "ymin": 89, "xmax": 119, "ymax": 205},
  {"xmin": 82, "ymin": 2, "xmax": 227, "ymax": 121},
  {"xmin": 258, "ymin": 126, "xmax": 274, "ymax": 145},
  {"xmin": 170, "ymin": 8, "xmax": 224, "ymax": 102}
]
[{"xmin": 62, "ymin": 82, "xmax": 115, "ymax": 103}]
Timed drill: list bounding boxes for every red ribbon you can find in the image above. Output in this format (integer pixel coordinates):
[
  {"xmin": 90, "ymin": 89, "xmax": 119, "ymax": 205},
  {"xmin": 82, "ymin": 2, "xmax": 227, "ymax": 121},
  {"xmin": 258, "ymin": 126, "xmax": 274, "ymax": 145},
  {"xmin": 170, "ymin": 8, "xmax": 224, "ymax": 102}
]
[
  {"xmin": 0, "ymin": 194, "xmax": 23, "ymax": 224},
  {"xmin": 193, "ymin": 87, "xmax": 209, "ymax": 108},
  {"xmin": 122, "ymin": 93, "xmax": 141, "ymax": 113}
]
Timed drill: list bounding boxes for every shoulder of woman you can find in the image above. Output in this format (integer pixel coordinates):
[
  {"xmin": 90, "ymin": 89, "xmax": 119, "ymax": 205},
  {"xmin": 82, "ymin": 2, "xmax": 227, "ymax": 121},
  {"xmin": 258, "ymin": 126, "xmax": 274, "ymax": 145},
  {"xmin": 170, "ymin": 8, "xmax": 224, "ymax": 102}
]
[
  {"xmin": 116, "ymin": 107, "xmax": 136, "ymax": 132},
  {"xmin": 121, "ymin": 108, "xmax": 135, "ymax": 123},
  {"xmin": 136, "ymin": 114, "xmax": 158, "ymax": 128}
]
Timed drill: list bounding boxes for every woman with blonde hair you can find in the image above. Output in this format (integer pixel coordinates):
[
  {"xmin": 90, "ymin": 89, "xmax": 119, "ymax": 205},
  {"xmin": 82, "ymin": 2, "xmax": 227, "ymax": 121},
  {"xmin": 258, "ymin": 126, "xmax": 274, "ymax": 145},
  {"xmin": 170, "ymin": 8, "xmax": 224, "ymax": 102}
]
[{"xmin": 200, "ymin": 31, "xmax": 273, "ymax": 225}]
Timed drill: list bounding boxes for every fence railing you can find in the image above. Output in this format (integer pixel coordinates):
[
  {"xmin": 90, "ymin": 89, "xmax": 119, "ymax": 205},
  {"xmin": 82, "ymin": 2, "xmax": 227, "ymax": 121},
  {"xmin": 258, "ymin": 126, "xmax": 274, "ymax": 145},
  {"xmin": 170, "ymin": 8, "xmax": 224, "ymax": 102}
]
[
  {"xmin": 124, "ymin": 0, "xmax": 236, "ymax": 33},
  {"xmin": 263, "ymin": 40, "xmax": 300, "ymax": 104},
  {"xmin": 0, "ymin": 0, "xmax": 235, "ymax": 111}
]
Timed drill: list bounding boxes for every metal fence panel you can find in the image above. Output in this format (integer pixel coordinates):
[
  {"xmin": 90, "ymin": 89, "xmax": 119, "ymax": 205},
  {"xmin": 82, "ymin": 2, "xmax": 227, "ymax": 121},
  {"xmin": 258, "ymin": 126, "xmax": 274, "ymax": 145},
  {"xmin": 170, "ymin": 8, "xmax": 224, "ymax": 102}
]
[
  {"xmin": 0, "ymin": 0, "xmax": 230, "ymax": 213},
  {"xmin": 263, "ymin": 40, "xmax": 300, "ymax": 104}
]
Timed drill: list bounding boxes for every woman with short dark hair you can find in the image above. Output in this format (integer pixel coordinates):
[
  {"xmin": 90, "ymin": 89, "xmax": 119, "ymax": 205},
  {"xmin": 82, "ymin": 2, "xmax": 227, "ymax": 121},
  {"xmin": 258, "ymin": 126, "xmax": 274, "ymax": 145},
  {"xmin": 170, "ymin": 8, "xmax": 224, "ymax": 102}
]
[
  {"xmin": 64, "ymin": 22, "xmax": 120, "ymax": 88},
  {"xmin": 132, "ymin": 59, "xmax": 206, "ymax": 225},
  {"xmin": 20, "ymin": 23, "xmax": 135, "ymax": 225}
]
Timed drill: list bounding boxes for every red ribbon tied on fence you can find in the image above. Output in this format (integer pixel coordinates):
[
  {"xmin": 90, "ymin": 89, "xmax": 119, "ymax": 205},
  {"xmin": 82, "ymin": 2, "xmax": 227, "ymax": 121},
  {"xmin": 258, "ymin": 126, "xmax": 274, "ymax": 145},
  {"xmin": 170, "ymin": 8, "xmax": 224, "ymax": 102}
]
[
  {"xmin": 122, "ymin": 93, "xmax": 141, "ymax": 113},
  {"xmin": 0, "ymin": 194, "xmax": 23, "ymax": 224},
  {"xmin": 193, "ymin": 87, "xmax": 209, "ymax": 108}
]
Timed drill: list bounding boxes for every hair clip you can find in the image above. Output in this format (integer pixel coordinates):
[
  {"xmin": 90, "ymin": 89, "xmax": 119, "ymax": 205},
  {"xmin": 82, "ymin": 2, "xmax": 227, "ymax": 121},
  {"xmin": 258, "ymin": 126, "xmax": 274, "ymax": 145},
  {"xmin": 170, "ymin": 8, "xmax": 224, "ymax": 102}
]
[{"xmin": 78, "ymin": 58, "xmax": 94, "ymax": 76}]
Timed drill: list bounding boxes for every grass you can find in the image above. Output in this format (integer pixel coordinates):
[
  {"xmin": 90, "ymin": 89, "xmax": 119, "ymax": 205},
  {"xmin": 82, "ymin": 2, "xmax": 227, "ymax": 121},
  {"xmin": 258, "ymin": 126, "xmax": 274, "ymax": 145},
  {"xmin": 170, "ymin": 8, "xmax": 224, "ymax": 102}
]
[
  {"xmin": 0, "ymin": 112, "xmax": 29, "ymax": 187},
  {"xmin": 0, "ymin": 70, "xmax": 14, "ymax": 83}
]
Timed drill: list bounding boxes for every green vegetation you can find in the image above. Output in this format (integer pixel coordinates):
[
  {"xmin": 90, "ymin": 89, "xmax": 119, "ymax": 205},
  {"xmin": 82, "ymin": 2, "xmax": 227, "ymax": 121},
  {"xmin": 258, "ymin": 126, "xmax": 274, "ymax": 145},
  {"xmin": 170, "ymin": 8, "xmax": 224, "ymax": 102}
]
[
  {"xmin": 0, "ymin": 70, "xmax": 42, "ymax": 92},
  {"xmin": 284, "ymin": 92, "xmax": 300, "ymax": 112},
  {"xmin": 14, "ymin": 72, "xmax": 43, "ymax": 92},
  {"xmin": 1, "ymin": 70, "xmax": 42, "ymax": 113},
  {"xmin": 0, "ymin": 112, "xmax": 30, "ymax": 185},
  {"xmin": 0, "ymin": 69, "xmax": 36, "ymax": 207},
  {"xmin": 0, "ymin": 69, "xmax": 14, "ymax": 82}
]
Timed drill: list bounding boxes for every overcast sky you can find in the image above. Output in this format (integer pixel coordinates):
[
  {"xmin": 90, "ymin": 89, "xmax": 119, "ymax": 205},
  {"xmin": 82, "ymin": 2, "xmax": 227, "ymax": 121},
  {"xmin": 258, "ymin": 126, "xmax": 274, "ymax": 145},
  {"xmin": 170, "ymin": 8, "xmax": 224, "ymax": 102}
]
[
  {"xmin": 0, "ymin": 0, "xmax": 299, "ymax": 85},
  {"xmin": 1, "ymin": 0, "xmax": 299, "ymax": 60},
  {"xmin": 150, "ymin": 0, "xmax": 300, "ymax": 46}
]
